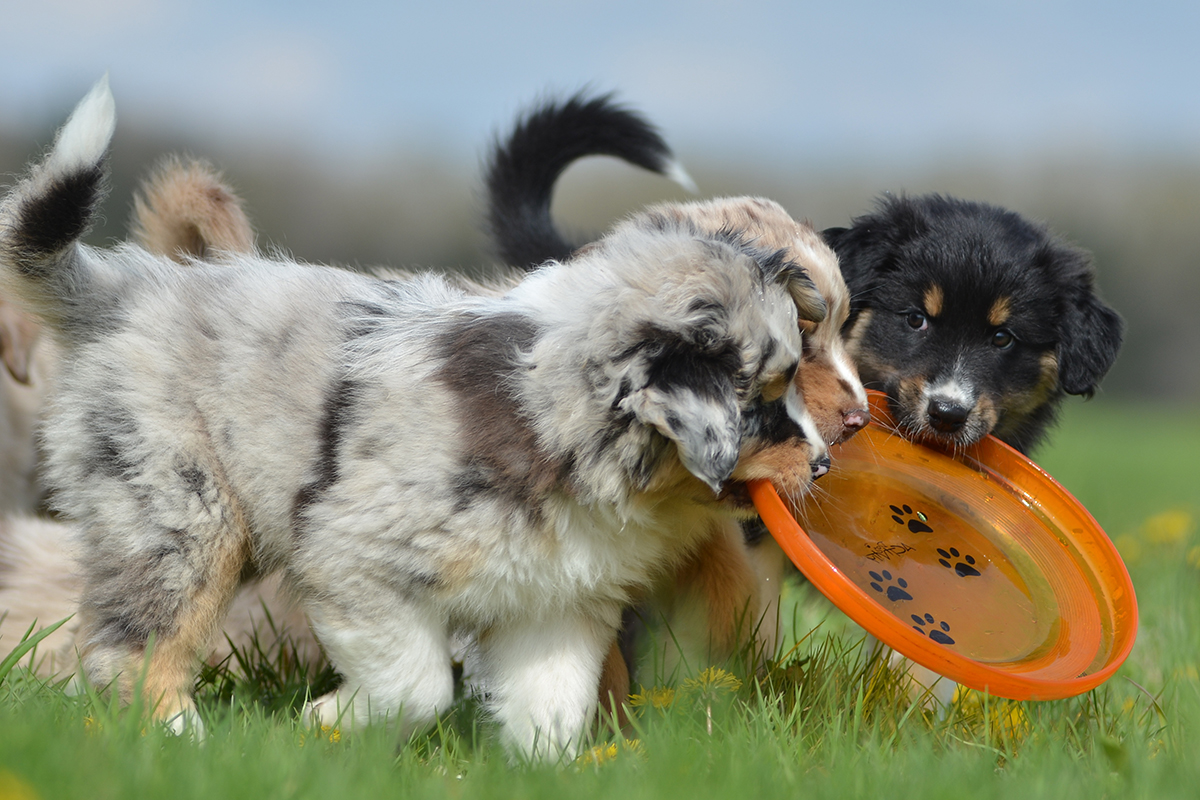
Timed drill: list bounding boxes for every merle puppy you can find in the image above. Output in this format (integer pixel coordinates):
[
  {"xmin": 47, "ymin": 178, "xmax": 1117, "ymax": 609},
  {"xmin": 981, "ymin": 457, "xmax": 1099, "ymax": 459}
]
[{"xmin": 0, "ymin": 79, "xmax": 831, "ymax": 759}]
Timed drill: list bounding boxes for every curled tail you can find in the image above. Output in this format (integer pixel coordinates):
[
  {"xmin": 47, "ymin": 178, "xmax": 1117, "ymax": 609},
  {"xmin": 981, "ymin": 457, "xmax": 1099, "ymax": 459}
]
[
  {"xmin": 130, "ymin": 155, "xmax": 255, "ymax": 261},
  {"xmin": 0, "ymin": 77, "xmax": 115, "ymax": 334},
  {"xmin": 483, "ymin": 92, "xmax": 696, "ymax": 270}
]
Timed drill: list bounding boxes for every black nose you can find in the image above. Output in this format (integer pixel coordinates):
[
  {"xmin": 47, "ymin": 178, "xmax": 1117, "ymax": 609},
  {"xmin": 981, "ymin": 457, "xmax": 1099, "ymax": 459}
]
[
  {"xmin": 927, "ymin": 399, "xmax": 970, "ymax": 433},
  {"xmin": 812, "ymin": 454, "xmax": 832, "ymax": 479}
]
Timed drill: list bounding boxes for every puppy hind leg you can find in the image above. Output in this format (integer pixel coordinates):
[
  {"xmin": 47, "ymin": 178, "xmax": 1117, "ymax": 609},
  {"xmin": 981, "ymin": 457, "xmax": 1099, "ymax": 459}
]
[
  {"xmin": 480, "ymin": 612, "xmax": 613, "ymax": 761},
  {"xmin": 302, "ymin": 599, "xmax": 454, "ymax": 740},
  {"xmin": 74, "ymin": 463, "xmax": 252, "ymax": 734}
]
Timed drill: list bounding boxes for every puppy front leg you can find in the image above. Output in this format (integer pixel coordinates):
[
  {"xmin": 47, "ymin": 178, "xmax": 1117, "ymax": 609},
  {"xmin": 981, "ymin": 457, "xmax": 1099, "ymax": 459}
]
[
  {"xmin": 302, "ymin": 597, "xmax": 454, "ymax": 740},
  {"xmin": 481, "ymin": 613, "xmax": 613, "ymax": 762}
]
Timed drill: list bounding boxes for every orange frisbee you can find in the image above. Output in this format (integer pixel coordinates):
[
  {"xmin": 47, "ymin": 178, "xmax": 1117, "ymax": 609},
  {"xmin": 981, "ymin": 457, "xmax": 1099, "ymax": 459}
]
[{"xmin": 750, "ymin": 391, "xmax": 1137, "ymax": 700}]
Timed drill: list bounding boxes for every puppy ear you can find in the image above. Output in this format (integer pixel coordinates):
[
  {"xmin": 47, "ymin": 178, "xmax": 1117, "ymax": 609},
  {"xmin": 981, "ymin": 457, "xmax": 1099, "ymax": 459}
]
[
  {"xmin": 622, "ymin": 385, "xmax": 740, "ymax": 493},
  {"xmin": 757, "ymin": 251, "xmax": 826, "ymax": 324},
  {"xmin": 0, "ymin": 301, "xmax": 41, "ymax": 385},
  {"xmin": 1049, "ymin": 246, "xmax": 1124, "ymax": 396},
  {"xmin": 1057, "ymin": 289, "xmax": 1124, "ymax": 397},
  {"xmin": 781, "ymin": 268, "xmax": 826, "ymax": 324}
]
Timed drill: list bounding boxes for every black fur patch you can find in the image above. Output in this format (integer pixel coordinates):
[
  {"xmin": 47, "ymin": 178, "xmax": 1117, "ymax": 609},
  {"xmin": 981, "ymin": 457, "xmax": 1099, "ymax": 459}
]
[
  {"xmin": 84, "ymin": 403, "xmax": 142, "ymax": 480},
  {"xmin": 741, "ymin": 395, "xmax": 806, "ymax": 445},
  {"xmin": 291, "ymin": 378, "xmax": 362, "ymax": 531},
  {"xmin": 635, "ymin": 323, "xmax": 745, "ymax": 401},
  {"xmin": 11, "ymin": 165, "xmax": 105, "ymax": 274}
]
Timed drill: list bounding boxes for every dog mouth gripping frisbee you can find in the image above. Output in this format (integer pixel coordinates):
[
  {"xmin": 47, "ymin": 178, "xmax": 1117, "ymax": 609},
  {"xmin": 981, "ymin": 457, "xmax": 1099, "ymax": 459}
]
[{"xmin": 750, "ymin": 392, "xmax": 1137, "ymax": 700}]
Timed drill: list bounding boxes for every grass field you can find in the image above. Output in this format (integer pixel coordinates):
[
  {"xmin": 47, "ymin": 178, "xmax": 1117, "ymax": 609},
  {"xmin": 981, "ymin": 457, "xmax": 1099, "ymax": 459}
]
[{"xmin": 2, "ymin": 395, "xmax": 1198, "ymax": 799}]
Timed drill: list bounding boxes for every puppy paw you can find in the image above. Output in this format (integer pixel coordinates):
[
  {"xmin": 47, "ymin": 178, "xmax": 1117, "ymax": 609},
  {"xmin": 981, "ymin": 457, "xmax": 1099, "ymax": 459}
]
[
  {"xmin": 303, "ymin": 690, "xmax": 349, "ymax": 728},
  {"xmin": 164, "ymin": 707, "xmax": 206, "ymax": 742}
]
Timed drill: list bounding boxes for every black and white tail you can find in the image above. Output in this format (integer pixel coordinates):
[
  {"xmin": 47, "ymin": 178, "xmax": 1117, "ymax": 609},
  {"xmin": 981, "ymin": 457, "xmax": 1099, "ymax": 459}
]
[
  {"xmin": 0, "ymin": 77, "xmax": 115, "ymax": 333},
  {"xmin": 483, "ymin": 92, "xmax": 696, "ymax": 270}
]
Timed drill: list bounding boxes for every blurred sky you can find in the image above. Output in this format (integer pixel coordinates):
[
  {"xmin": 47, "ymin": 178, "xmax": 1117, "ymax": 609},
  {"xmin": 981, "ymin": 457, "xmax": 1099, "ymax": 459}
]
[{"xmin": 4, "ymin": 0, "xmax": 1199, "ymax": 168}]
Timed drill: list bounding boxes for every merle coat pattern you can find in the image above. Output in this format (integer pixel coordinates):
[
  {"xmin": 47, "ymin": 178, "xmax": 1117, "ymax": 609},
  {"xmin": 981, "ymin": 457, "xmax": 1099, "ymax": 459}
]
[{"xmin": 0, "ymin": 80, "xmax": 830, "ymax": 759}]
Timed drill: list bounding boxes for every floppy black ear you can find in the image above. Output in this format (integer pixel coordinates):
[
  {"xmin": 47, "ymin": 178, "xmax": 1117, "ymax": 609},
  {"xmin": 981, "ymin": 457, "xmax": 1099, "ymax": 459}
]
[
  {"xmin": 1050, "ymin": 246, "xmax": 1124, "ymax": 396},
  {"xmin": 822, "ymin": 194, "xmax": 930, "ymax": 291},
  {"xmin": 1057, "ymin": 290, "xmax": 1124, "ymax": 396}
]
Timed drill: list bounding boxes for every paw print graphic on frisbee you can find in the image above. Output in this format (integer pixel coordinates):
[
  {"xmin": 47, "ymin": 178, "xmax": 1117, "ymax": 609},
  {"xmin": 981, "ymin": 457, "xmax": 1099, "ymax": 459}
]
[
  {"xmin": 938, "ymin": 547, "xmax": 981, "ymax": 578},
  {"xmin": 748, "ymin": 391, "xmax": 1137, "ymax": 702},
  {"xmin": 868, "ymin": 570, "xmax": 912, "ymax": 602},
  {"xmin": 890, "ymin": 504, "xmax": 933, "ymax": 534},
  {"xmin": 911, "ymin": 613, "xmax": 955, "ymax": 645}
]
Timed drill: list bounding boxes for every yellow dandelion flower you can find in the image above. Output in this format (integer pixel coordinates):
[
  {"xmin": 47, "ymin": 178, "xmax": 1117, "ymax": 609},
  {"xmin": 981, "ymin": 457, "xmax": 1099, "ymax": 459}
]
[
  {"xmin": 1140, "ymin": 510, "xmax": 1194, "ymax": 544},
  {"xmin": 0, "ymin": 771, "xmax": 40, "ymax": 800},
  {"xmin": 575, "ymin": 738, "xmax": 645, "ymax": 768},
  {"xmin": 628, "ymin": 686, "xmax": 676, "ymax": 709},
  {"xmin": 576, "ymin": 742, "xmax": 620, "ymax": 767},
  {"xmin": 681, "ymin": 666, "xmax": 743, "ymax": 695},
  {"xmin": 953, "ymin": 688, "xmax": 1031, "ymax": 744},
  {"xmin": 299, "ymin": 724, "xmax": 342, "ymax": 747},
  {"xmin": 1187, "ymin": 546, "xmax": 1200, "ymax": 569}
]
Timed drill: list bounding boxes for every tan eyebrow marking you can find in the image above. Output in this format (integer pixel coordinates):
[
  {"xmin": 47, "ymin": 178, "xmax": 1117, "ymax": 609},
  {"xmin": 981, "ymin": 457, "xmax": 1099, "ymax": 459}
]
[
  {"xmin": 923, "ymin": 284, "xmax": 943, "ymax": 317},
  {"xmin": 989, "ymin": 296, "xmax": 1013, "ymax": 326}
]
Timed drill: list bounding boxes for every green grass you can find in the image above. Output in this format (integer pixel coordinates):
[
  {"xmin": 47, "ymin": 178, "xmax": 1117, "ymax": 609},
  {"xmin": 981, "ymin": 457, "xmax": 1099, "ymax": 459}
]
[{"xmin": 2, "ymin": 395, "xmax": 1198, "ymax": 799}]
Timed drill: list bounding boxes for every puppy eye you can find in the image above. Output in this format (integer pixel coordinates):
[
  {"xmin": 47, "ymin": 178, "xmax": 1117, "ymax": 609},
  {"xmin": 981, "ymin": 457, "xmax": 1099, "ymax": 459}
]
[
  {"xmin": 992, "ymin": 329, "xmax": 1015, "ymax": 350},
  {"xmin": 905, "ymin": 311, "xmax": 929, "ymax": 331}
]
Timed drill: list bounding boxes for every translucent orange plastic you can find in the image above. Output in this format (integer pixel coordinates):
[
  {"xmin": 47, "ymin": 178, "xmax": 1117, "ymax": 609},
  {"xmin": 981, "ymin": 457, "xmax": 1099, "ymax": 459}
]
[{"xmin": 750, "ymin": 391, "xmax": 1137, "ymax": 700}]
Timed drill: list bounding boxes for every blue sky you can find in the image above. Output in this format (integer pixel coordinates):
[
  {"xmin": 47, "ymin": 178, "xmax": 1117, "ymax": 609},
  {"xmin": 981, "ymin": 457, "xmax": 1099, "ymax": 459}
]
[{"xmin": 4, "ymin": 0, "xmax": 1198, "ymax": 167}]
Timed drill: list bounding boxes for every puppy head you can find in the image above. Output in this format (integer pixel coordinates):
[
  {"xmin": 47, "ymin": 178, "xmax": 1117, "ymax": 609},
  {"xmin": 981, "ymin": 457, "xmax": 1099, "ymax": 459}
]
[
  {"xmin": 627, "ymin": 197, "xmax": 869, "ymax": 446},
  {"xmin": 829, "ymin": 194, "xmax": 1123, "ymax": 453},
  {"xmin": 530, "ymin": 208, "xmax": 830, "ymax": 512}
]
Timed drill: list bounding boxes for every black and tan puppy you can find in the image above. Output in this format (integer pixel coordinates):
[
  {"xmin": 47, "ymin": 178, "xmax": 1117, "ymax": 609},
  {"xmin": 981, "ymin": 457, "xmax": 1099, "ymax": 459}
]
[{"xmin": 826, "ymin": 195, "xmax": 1122, "ymax": 453}]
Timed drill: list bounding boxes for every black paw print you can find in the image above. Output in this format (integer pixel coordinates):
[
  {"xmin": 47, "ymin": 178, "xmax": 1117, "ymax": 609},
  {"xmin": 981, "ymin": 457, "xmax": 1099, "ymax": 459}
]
[
  {"xmin": 911, "ymin": 613, "xmax": 955, "ymax": 645},
  {"xmin": 868, "ymin": 570, "xmax": 913, "ymax": 602},
  {"xmin": 890, "ymin": 504, "xmax": 933, "ymax": 534},
  {"xmin": 937, "ymin": 547, "xmax": 981, "ymax": 578}
]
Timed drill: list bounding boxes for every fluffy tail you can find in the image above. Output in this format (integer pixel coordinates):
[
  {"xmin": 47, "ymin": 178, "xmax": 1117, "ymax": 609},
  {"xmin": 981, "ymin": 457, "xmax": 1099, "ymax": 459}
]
[
  {"xmin": 484, "ymin": 92, "xmax": 696, "ymax": 270},
  {"xmin": 0, "ymin": 77, "xmax": 116, "ymax": 334},
  {"xmin": 130, "ymin": 155, "xmax": 255, "ymax": 261}
]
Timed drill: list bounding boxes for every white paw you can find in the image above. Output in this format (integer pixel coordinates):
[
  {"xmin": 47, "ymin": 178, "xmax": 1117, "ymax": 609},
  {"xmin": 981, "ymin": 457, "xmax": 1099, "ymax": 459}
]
[
  {"xmin": 164, "ymin": 707, "xmax": 206, "ymax": 742},
  {"xmin": 302, "ymin": 691, "xmax": 349, "ymax": 728}
]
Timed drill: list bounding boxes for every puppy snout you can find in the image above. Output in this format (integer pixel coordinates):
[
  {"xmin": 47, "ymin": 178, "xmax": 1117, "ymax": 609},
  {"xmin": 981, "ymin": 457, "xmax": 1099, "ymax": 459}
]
[
  {"xmin": 927, "ymin": 399, "xmax": 970, "ymax": 433},
  {"xmin": 811, "ymin": 453, "xmax": 831, "ymax": 480},
  {"xmin": 843, "ymin": 407, "xmax": 870, "ymax": 436}
]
